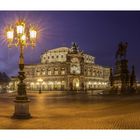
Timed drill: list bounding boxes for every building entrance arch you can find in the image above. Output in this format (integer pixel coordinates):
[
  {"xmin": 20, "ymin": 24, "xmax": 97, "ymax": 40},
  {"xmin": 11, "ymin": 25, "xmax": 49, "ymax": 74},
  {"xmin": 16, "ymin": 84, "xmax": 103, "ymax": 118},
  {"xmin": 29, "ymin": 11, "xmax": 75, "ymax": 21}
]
[{"xmin": 73, "ymin": 78, "xmax": 80, "ymax": 90}]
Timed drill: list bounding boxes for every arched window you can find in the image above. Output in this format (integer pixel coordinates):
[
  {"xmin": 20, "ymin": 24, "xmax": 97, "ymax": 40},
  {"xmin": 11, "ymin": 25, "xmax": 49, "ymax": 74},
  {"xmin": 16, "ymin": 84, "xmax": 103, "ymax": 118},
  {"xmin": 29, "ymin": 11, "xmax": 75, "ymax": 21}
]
[
  {"xmin": 61, "ymin": 68, "xmax": 65, "ymax": 75},
  {"xmin": 61, "ymin": 81, "xmax": 65, "ymax": 90},
  {"xmin": 48, "ymin": 68, "xmax": 51, "ymax": 75},
  {"xmin": 41, "ymin": 68, "xmax": 45, "ymax": 75},
  {"xmin": 87, "ymin": 68, "xmax": 91, "ymax": 76},
  {"xmin": 92, "ymin": 70, "xmax": 95, "ymax": 76},
  {"xmin": 54, "ymin": 68, "xmax": 59, "ymax": 75},
  {"xmin": 36, "ymin": 68, "xmax": 40, "ymax": 76}
]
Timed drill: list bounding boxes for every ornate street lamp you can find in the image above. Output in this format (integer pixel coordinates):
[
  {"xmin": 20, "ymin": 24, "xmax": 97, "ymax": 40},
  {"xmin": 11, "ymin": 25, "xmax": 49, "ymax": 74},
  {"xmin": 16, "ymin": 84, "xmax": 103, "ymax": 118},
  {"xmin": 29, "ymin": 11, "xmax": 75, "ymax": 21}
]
[
  {"xmin": 6, "ymin": 19, "xmax": 37, "ymax": 119},
  {"xmin": 37, "ymin": 78, "xmax": 43, "ymax": 93}
]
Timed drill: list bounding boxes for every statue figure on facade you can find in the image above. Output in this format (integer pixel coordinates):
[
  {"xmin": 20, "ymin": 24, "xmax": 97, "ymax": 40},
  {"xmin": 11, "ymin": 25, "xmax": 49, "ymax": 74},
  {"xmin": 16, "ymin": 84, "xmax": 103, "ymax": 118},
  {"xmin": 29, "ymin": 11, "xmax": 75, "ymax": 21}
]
[
  {"xmin": 71, "ymin": 42, "xmax": 79, "ymax": 53},
  {"xmin": 115, "ymin": 41, "xmax": 128, "ymax": 60}
]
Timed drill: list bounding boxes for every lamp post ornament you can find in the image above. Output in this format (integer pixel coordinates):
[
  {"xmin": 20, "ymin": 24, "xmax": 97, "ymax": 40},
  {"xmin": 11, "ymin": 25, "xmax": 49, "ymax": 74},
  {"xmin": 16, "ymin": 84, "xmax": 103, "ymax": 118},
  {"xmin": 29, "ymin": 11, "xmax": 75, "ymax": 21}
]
[{"xmin": 6, "ymin": 19, "xmax": 37, "ymax": 119}]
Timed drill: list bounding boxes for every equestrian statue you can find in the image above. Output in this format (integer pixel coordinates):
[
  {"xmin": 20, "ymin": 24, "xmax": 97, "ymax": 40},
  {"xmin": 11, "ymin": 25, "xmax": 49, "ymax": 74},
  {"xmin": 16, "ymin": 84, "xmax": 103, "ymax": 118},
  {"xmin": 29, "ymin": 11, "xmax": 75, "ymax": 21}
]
[{"xmin": 115, "ymin": 41, "xmax": 128, "ymax": 60}]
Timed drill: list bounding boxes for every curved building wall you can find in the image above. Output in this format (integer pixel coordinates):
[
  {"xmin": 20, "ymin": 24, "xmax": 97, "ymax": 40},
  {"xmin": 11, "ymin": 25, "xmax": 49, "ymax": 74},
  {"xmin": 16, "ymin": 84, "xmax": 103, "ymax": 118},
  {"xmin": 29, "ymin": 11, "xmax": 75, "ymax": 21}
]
[{"xmin": 9, "ymin": 44, "xmax": 110, "ymax": 91}]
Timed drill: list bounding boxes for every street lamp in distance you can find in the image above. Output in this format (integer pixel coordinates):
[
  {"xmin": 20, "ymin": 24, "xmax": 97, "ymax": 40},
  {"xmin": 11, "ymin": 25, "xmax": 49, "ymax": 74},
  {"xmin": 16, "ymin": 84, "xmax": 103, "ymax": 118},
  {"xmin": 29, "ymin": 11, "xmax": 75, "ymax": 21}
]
[{"xmin": 37, "ymin": 78, "xmax": 43, "ymax": 94}]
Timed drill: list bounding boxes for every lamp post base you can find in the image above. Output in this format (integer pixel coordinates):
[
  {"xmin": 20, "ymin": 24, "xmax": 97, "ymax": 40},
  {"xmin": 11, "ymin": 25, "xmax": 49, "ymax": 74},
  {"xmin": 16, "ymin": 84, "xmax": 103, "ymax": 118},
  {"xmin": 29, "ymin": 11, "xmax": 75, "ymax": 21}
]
[{"xmin": 12, "ymin": 97, "xmax": 31, "ymax": 119}]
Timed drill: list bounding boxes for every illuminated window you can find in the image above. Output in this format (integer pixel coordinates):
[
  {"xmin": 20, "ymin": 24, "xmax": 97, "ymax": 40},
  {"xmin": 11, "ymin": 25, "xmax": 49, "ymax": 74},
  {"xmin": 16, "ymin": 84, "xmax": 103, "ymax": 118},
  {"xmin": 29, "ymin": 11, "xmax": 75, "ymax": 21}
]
[
  {"xmin": 87, "ymin": 69, "xmax": 91, "ymax": 76},
  {"xmin": 48, "ymin": 69, "xmax": 51, "ymax": 75},
  {"xmin": 36, "ymin": 69, "xmax": 40, "ymax": 76},
  {"xmin": 61, "ymin": 68, "xmax": 65, "ymax": 75},
  {"xmin": 92, "ymin": 71, "xmax": 95, "ymax": 76},
  {"xmin": 54, "ymin": 68, "xmax": 59, "ymax": 75},
  {"xmin": 41, "ymin": 68, "xmax": 45, "ymax": 75}
]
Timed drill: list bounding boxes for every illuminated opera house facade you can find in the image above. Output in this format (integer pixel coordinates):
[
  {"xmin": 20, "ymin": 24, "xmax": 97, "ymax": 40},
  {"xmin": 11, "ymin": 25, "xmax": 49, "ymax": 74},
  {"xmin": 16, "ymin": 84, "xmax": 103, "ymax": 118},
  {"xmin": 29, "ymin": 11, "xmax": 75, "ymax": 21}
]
[{"xmin": 9, "ymin": 43, "xmax": 110, "ymax": 91}]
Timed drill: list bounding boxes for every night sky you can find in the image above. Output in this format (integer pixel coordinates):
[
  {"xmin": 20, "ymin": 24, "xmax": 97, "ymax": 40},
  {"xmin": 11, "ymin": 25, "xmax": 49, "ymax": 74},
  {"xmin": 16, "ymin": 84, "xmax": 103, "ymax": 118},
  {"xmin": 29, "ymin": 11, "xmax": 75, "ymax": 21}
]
[{"xmin": 0, "ymin": 11, "xmax": 140, "ymax": 81}]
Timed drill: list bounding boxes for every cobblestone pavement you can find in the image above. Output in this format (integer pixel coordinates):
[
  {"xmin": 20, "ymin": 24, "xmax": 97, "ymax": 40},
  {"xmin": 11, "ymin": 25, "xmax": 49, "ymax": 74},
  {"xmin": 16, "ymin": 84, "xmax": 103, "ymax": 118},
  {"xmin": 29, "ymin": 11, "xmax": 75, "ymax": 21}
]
[{"xmin": 0, "ymin": 93, "xmax": 140, "ymax": 129}]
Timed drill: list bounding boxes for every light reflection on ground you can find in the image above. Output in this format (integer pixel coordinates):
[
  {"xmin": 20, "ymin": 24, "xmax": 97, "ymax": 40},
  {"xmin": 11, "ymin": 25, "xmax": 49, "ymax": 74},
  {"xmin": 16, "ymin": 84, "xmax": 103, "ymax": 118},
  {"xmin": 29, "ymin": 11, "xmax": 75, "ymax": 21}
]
[{"xmin": 0, "ymin": 92, "xmax": 140, "ymax": 129}]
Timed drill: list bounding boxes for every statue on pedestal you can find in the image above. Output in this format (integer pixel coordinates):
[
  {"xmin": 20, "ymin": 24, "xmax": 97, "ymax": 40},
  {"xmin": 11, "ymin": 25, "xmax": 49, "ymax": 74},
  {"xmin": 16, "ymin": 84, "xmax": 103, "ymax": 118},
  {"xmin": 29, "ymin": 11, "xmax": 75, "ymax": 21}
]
[
  {"xmin": 110, "ymin": 41, "xmax": 137, "ymax": 94},
  {"xmin": 115, "ymin": 41, "xmax": 128, "ymax": 60}
]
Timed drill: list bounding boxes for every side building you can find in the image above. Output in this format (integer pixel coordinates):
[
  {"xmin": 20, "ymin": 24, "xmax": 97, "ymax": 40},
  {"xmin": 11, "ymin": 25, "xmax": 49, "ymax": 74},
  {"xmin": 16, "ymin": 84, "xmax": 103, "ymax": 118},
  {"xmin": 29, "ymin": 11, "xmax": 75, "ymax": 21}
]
[{"xmin": 9, "ymin": 43, "xmax": 110, "ymax": 91}]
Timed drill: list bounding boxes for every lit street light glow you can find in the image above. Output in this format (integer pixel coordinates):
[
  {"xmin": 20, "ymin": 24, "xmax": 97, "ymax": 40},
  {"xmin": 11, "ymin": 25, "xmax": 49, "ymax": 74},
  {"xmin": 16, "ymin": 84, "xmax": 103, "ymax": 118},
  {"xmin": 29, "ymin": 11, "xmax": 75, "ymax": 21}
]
[
  {"xmin": 30, "ymin": 29, "xmax": 37, "ymax": 40},
  {"xmin": 21, "ymin": 34, "xmax": 26, "ymax": 41},
  {"xmin": 16, "ymin": 22, "xmax": 25, "ymax": 35},
  {"xmin": 7, "ymin": 30, "xmax": 14, "ymax": 41}
]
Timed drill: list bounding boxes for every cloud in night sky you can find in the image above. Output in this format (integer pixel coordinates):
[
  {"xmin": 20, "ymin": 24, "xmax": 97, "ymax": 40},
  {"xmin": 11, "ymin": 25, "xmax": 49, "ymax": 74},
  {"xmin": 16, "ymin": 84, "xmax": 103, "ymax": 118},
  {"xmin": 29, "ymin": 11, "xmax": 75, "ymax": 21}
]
[{"xmin": 0, "ymin": 11, "xmax": 140, "ymax": 81}]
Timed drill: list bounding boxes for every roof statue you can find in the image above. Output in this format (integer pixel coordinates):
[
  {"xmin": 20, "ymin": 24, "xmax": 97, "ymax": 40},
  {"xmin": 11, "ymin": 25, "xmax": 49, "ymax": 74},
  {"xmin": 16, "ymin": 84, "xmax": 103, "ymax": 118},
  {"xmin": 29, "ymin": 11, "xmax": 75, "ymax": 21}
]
[
  {"xmin": 115, "ymin": 41, "xmax": 128, "ymax": 60},
  {"xmin": 71, "ymin": 42, "xmax": 79, "ymax": 53}
]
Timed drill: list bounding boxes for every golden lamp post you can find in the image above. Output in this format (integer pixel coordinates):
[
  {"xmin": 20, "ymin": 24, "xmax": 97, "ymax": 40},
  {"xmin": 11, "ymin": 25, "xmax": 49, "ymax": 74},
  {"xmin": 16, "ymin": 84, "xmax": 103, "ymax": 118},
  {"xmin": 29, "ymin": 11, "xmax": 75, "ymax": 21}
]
[{"xmin": 6, "ymin": 19, "xmax": 37, "ymax": 119}]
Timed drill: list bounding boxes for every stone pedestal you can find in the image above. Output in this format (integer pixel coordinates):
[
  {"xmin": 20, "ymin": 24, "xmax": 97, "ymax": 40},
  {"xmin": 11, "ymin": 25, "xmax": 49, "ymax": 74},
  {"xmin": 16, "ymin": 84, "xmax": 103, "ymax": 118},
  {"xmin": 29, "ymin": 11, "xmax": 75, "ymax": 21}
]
[
  {"xmin": 12, "ymin": 97, "xmax": 31, "ymax": 119},
  {"xmin": 112, "ymin": 59, "xmax": 130, "ymax": 94}
]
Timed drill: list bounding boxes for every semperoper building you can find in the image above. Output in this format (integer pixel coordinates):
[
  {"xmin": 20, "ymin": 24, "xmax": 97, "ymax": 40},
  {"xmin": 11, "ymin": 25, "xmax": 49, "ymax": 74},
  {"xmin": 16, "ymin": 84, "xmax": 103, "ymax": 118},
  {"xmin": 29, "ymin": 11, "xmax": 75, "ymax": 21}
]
[{"xmin": 9, "ymin": 43, "xmax": 110, "ymax": 91}]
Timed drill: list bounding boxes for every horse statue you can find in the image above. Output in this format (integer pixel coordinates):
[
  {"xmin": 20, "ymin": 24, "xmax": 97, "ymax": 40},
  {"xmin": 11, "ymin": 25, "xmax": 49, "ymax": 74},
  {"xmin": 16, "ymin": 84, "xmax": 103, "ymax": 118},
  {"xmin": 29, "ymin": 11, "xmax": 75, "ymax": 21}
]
[{"xmin": 115, "ymin": 41, "xmax": 128, "ymax": 59}]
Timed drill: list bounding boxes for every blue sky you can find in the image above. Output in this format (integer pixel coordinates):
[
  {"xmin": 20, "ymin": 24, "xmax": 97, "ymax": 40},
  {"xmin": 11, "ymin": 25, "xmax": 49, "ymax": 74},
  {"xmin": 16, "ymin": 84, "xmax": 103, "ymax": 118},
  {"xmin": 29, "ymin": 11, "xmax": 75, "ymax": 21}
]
[{"xmin": 0, "ymin": 11, "xmax": 140, "ymax": 81}]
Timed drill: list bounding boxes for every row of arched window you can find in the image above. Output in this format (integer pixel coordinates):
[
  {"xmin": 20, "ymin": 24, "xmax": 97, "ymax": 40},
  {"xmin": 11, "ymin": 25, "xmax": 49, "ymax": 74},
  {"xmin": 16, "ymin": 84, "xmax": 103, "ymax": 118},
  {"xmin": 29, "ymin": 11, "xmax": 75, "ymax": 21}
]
[
  {"xmin": 25, "ymin": 67, "xmax": 109, "ymax": 78},
  {"xmin": 85, "ymin": 68, "xmax": 104, "ymax": 77},
  {"xmin": 35, "ymin": 67, "xmax": 66, "ymax": 76}
]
